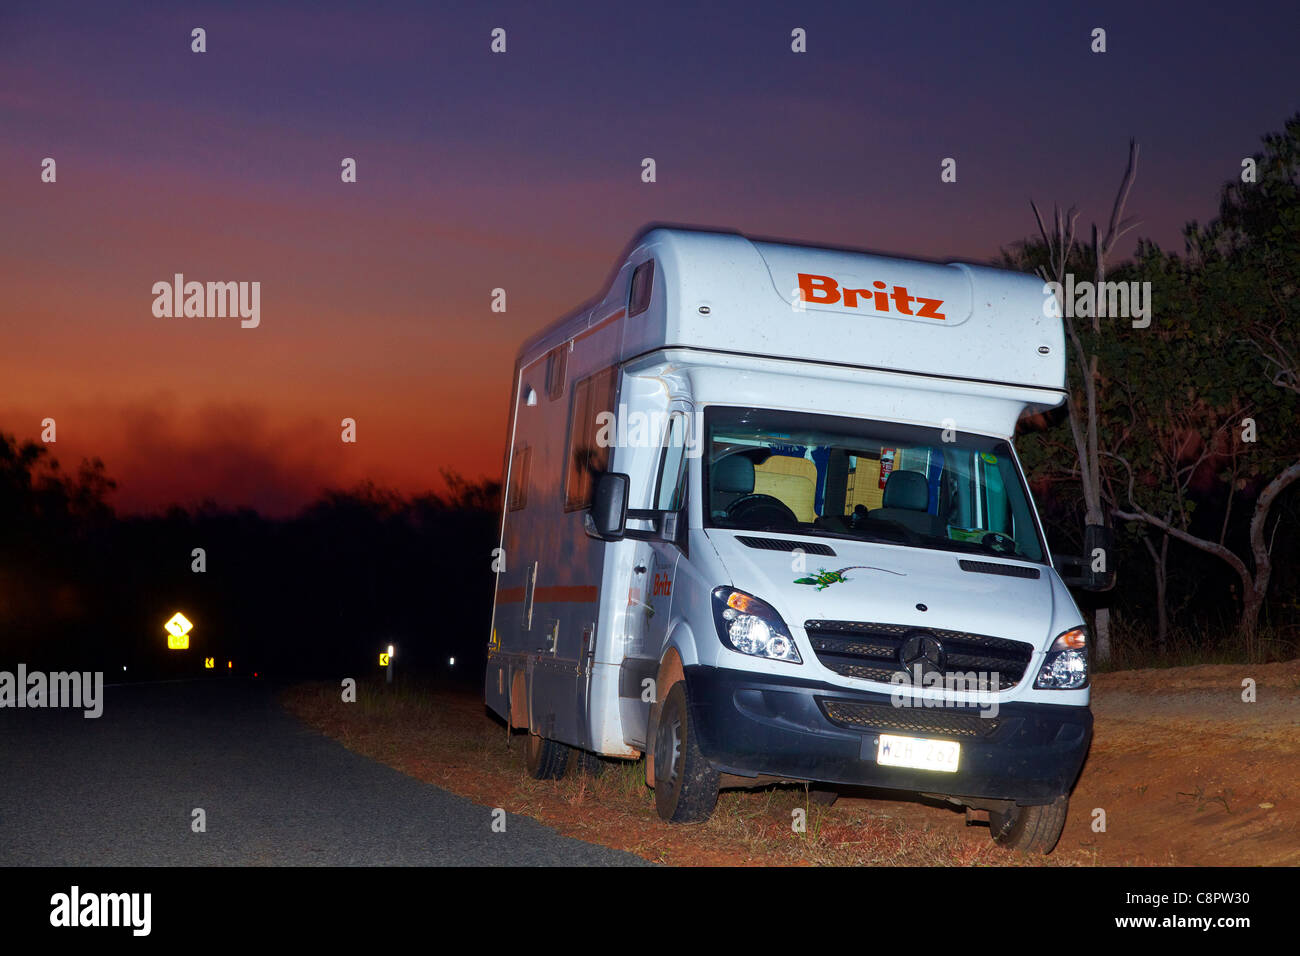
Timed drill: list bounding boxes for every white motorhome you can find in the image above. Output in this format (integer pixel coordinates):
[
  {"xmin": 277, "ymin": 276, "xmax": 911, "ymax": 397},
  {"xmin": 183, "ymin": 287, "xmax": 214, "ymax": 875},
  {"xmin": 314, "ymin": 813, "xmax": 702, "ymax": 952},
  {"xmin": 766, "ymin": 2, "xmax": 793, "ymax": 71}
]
[{"xmin": 485, "ymin": 227, "xmax": 1098, "ymax": 853}]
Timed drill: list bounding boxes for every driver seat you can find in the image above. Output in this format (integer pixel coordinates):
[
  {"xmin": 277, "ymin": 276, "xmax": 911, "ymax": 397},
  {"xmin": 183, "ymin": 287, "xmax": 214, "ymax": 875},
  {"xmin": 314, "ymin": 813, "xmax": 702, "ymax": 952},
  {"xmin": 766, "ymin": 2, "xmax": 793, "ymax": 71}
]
[{"xmin": 711, "ymin": 454, "xmax": 755, "ymax": 518}]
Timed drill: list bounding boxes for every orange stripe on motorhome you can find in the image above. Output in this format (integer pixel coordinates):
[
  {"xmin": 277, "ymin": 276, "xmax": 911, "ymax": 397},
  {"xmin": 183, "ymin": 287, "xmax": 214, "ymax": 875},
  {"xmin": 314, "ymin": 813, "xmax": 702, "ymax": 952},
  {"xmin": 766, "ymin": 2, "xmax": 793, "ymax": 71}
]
[
  {"xmin": 575, "ymin": 308, "xmax": 625, "ymax": 342},
  {"xmin": 495, "ymin": 585, "xmax": 599, "ymax": 605}
]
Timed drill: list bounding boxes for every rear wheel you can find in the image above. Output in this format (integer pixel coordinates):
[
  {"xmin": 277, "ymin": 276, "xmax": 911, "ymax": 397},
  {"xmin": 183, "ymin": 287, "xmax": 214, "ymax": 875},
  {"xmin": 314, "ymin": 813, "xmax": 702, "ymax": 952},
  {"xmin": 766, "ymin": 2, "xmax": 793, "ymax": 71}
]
[
  {"xmin": 575, "ymin": 749, "xmax": 606, "ymax": 777},
  {"xmin": 652, "ymin": 681, "xmax": 720, "ymax": 823},
  {"xmin": 524, "ymin": 732, "xmax": 571, "ymax": 780},
  {"xmin": 989, "ymin": 795, "xmax": 1069, "ymax": 854}
]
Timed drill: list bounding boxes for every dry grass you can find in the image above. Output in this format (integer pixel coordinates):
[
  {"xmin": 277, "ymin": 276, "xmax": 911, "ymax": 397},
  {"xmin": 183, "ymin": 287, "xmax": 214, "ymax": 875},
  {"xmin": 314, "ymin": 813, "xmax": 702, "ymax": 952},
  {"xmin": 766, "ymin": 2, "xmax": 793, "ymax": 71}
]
[{"xmin": 280, "ymin": 677, "xmax": 1074, "ymax": 867}]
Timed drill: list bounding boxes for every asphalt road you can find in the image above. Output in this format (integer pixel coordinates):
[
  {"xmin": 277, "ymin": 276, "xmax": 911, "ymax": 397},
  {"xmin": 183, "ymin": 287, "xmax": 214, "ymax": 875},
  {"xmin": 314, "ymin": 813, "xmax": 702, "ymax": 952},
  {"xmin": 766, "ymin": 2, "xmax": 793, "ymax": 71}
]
[{"xmin": 0, "ymin": 679, "xmax": 644, "ymax": 866}]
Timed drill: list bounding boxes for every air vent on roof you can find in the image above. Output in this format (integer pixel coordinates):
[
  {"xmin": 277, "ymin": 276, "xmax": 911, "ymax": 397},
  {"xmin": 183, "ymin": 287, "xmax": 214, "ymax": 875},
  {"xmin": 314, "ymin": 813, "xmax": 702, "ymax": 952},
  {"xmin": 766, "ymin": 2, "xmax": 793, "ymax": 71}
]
[
  {"xmin": 737, "ymin": 536, "xmax": 835, "ymax": 557},
  {"xmin": 958, "ymin": 559, "xmax": 1040, "ymax": 579}
]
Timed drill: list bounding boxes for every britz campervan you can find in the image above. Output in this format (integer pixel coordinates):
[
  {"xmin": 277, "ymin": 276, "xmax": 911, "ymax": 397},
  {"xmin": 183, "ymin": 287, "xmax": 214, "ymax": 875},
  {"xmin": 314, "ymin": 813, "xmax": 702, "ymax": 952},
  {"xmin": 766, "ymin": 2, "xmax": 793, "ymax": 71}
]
[{"xmin": 485, "ymin": 227, "xmax": 1105, "ymax": 853}]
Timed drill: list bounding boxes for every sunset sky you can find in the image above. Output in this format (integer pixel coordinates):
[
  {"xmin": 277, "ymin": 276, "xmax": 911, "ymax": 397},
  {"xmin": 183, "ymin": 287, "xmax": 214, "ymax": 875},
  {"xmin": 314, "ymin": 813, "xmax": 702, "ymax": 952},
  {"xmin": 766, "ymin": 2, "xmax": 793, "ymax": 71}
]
[{"xmin": 2, "ymin": 0, "xmax": 1297, "ymax": 514}]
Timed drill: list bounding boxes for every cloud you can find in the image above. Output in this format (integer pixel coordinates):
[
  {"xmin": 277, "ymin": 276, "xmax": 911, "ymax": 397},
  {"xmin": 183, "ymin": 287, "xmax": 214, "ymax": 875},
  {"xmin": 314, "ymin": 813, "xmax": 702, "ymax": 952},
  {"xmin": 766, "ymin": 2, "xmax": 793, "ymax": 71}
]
[{"xmin": 2, "ymin": 398, "xmax": 349, "ymax": 517}]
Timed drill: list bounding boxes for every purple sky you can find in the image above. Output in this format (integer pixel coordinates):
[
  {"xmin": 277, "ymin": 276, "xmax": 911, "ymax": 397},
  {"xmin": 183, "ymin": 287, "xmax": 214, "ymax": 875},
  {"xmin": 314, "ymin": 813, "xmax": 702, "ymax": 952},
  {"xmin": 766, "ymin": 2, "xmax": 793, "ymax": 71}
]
[{"xmin": 2, "ymin": 0, "xmax": 1297, "ymax": 512}]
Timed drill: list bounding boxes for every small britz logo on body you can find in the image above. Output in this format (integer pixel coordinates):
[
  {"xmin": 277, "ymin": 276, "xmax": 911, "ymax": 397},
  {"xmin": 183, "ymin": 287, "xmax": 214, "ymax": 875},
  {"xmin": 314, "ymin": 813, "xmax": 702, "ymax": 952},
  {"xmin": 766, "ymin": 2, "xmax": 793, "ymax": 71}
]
[{"xmin": 797, "ymin": 272, "xmax": 946, "ymax": 320}]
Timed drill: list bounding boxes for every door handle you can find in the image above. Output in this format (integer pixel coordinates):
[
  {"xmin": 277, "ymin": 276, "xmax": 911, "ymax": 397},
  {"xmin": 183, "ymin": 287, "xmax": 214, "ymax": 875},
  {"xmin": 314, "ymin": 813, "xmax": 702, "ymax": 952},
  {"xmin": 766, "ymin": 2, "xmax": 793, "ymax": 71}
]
[{"xmin": 634, "ymin": 564, "xmax": 647, "ymax": 574}]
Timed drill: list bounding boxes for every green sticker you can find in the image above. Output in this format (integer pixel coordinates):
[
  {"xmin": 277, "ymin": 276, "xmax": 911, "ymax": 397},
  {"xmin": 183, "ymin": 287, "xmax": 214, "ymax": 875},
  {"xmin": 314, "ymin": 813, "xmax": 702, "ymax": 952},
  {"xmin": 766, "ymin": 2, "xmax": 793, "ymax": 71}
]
[{"xmin": 980, "ymin": 452, "xmax": 998, "ymax": 464}]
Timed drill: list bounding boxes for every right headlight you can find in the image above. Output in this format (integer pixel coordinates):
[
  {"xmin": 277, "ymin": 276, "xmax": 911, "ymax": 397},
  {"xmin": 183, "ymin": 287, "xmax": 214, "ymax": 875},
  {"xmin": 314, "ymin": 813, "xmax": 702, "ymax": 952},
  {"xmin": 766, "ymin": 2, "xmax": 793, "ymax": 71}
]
[
  {"xmin": 1034, "ymin": 626, "xmax": 1089, "ymax": 689},
  {"xmin": 710, "ymin": 587, "xmax": 802, "ymax": 663}
]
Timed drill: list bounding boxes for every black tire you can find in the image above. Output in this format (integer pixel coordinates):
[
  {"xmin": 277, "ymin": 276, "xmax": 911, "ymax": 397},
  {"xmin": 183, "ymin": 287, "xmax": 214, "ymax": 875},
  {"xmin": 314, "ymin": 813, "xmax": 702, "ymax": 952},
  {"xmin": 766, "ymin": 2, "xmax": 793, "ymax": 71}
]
[
  {"xmin": 809, "ymin": 787, "xmax": 839, "ymax": 807},
  {"xmin": 653, "ymin": 681, "xmax": 720, "ymax": 823},
  {"xmin": 575, "ymin": 749, "xmax": 607, "ymax": 777},
  {"xmin": 989, "ymin": 794, "xmax": 1069, "ymax": 854},
  {"xmin": 524, "ymin": 732, "xmax": 571, "ymax": 780}
]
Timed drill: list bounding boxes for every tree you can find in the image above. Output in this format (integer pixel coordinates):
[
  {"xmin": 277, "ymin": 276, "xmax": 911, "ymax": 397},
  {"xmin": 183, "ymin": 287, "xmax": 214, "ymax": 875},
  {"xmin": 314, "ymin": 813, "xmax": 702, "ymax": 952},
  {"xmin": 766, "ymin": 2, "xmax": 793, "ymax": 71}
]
[
  {"xmin": 1107, "ymin": 115, "xmax": 1300, "ymax": 657},
  {"xmin": 1019, "ymin": 140, "xmax": 1141, "ymax": 662}
]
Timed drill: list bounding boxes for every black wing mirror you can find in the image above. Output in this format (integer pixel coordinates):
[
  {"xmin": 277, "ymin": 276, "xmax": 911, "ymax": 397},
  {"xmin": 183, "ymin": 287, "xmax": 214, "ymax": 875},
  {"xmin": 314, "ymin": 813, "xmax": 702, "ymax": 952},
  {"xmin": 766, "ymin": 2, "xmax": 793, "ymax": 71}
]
[
  {"xmin": 587, "ymin": 472, "xmax": 630, "ymax": 541},
  {"xmin": 1056, "ymin": 524, "xmax": 1116, "ymax": 591}
]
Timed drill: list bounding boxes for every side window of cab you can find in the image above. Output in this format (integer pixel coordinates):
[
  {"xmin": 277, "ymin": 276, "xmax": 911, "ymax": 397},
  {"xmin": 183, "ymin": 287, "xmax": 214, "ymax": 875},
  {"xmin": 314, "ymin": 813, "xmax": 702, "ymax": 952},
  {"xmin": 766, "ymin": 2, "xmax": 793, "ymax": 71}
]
[{"xmin": 654, "ymin": 413, "xmax": 688, "ymax": 512}]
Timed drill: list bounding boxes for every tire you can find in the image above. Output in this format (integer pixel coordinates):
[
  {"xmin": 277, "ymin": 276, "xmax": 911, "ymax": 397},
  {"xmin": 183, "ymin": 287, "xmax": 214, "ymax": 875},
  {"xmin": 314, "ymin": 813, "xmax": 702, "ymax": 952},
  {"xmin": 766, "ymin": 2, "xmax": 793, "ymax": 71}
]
[
  {"xmin": 809, "ymin": 787, "xmax": 839, "ymax": 807},
  {"xmin": 989, "ymin": 794, "xmax": 1069, "ymax": 854},
  {"xmin": 575, "ymin": 749, "xmax": 607, "ymax": 777},
  {"xmin": 652, "ymin": 681, "xmax": 719, "ymax": 823},
  {"xmin": 524, "ymin": 732, "xmax": 571, "ymax": 780}
]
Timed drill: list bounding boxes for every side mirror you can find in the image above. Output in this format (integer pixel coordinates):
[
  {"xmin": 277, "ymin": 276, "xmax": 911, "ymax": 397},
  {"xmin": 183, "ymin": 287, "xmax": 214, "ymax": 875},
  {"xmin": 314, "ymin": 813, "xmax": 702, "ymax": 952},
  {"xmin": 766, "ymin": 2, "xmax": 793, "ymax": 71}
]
[
  {"xmin": 1056, "ymin": 524, "xmax": 1116, "ymax": 591},
  {"xmin": 587, "ymin": 472, "xmax": 629, "ymax": 541}
]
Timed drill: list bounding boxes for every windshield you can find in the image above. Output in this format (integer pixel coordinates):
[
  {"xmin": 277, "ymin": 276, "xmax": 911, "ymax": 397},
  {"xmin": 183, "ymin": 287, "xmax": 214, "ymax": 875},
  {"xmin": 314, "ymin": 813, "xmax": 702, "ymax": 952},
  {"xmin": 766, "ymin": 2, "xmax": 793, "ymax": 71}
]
[{"xmin": 703, "ymin": 406, "xmax": 1046, "ymax": 563}]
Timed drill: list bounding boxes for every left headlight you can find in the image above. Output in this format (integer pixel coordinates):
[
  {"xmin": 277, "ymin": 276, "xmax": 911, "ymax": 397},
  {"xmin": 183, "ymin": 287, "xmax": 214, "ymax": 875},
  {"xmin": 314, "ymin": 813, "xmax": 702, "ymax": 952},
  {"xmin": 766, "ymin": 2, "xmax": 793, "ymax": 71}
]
[
  {"xmin": 1034, "ymin": 626, "xmax": 1089, "ymax": 689},
  {"xmin": 711, "ymin": 587, "xmax": 802, "ymax": 663}
]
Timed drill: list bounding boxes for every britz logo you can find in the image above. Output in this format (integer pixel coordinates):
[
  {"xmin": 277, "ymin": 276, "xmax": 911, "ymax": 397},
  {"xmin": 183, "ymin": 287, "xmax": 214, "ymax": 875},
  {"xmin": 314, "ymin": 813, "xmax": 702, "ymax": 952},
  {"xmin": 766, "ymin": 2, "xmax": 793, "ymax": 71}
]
[
  {"xmin": 652, "ymin": 572, "xmax": 672, "ymax": 597},
  {"xmin": 796, "ymin": 273, "xmax": 946, "ymax": 320}
]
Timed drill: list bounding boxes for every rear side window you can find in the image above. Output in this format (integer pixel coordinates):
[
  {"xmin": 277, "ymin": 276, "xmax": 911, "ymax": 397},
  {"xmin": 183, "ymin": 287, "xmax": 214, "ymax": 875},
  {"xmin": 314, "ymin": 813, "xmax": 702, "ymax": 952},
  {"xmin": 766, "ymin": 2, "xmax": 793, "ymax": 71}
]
[
  {"xmin": 508, "ymin": 445, "xmax": 531, "ymax": 511},
  {"xmin": 628, "ymin": 260, "xmax": 654, "ymax": 317},
  {"xmin": 544, "ymin": 344, "xmax": 568, "ymax": 401},
  {"xmin": 564, "ymin": 367, "xmax": 619, "ymax": 512}
]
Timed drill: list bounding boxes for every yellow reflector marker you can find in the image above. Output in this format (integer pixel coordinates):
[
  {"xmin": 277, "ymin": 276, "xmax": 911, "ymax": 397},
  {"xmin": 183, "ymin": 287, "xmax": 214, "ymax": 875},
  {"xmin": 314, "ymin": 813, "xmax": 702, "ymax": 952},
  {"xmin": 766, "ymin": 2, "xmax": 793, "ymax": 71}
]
[
  {"xmin": 204, "ymin": 657, "xmax": 214, "ymax": 669},
  {"xmin": 379, "ymin": 653, "xmax": 390, "ymax": 666}
]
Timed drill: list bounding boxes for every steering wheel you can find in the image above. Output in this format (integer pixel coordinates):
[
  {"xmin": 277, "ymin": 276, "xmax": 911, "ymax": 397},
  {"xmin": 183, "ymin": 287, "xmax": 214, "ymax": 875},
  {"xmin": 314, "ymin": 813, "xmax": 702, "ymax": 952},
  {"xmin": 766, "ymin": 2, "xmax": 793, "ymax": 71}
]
[
  {"xmin": 725, "ymin": 494, "xmax": 798, "ymax": 528},
  {"xmin": 981, "ymin": 531, "xmax": 1017, "ymax": 555}
]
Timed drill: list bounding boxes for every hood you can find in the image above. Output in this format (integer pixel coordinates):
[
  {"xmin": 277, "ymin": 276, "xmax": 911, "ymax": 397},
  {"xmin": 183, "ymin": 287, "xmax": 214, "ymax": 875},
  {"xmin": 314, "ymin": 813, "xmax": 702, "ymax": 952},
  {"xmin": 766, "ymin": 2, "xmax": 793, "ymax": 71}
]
[{"xmin": 707, "ymin": 529, "xmax": 1057, "ymax": 650}]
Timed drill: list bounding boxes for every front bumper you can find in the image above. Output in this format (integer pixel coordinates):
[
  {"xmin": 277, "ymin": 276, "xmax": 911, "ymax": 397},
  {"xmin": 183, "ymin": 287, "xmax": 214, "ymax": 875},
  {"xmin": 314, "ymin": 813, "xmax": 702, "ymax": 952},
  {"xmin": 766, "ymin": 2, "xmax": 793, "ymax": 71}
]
[{"xmin": 684, "ymin": 665, "xmax": 1092, "ymax": 805}]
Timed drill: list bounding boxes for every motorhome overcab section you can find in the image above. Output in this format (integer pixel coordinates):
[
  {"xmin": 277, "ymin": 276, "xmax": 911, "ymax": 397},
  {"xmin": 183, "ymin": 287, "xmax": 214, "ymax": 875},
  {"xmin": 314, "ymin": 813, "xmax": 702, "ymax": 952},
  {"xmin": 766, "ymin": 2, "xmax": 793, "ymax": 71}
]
[{"xmin": 485, "ymin": 227, "xmax": 1098, "ymax": 854}]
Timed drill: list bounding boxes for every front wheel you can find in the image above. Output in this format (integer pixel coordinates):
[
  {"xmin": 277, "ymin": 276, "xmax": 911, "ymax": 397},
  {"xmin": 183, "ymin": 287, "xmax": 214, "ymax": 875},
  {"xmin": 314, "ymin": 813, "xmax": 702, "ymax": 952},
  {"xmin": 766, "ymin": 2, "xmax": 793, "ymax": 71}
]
[
  {"xmin": 989, "ymin": 794, "xmax": 1069, "ymax": 854},
  {"xmin": 652, "ymin": 681, "xmax": 719, "ymax": 823}
]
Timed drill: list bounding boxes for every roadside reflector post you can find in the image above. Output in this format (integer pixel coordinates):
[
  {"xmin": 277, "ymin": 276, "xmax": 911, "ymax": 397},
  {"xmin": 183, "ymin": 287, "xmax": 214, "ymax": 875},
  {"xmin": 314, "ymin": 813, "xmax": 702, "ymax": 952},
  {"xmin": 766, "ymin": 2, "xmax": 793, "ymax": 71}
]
[{"xmin": 386, "ymin": 644, "xmax": 395, "ymax": 685}]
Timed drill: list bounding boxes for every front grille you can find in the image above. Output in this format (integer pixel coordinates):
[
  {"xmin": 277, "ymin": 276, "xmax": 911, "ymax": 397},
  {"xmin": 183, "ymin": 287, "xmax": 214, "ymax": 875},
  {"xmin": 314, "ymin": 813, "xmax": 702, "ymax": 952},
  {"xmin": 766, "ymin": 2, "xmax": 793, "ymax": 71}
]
[
  {"xmin": 820, "ymin": 698, "xmax": 1001, "ymax": 738},
  {"xmin": 805, "ymin": 619, "xmax": 1034, "ymax": 690}
]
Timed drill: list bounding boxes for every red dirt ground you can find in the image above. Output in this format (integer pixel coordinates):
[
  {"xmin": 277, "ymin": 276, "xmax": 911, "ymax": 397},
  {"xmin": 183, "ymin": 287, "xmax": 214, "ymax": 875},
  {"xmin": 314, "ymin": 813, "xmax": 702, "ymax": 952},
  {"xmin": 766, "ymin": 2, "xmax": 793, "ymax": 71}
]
[{"xmin": 281, "ymin": 659, "xmax": 1300, "ymax": 866}]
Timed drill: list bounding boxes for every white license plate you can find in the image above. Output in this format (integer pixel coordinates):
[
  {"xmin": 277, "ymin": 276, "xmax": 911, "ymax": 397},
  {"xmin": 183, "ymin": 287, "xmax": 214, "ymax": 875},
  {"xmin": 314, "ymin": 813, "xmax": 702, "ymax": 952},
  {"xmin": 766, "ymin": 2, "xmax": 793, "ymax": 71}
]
[{"xmin": 876, "ymin": 734, "xmax": 960, "ymax": 772}]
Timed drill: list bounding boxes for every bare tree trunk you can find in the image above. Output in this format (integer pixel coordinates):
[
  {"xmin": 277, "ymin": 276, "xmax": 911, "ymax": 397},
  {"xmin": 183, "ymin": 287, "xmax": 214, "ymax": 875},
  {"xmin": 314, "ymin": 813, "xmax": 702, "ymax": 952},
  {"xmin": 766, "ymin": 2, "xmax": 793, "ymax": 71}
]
[
  {"xmin": 1141, "ymin": 532, "xmax": 1169, "ymax": 654},
  {"xmin": 1113, "ymin": 455, "xmax": 1300, "ymax": 662}
]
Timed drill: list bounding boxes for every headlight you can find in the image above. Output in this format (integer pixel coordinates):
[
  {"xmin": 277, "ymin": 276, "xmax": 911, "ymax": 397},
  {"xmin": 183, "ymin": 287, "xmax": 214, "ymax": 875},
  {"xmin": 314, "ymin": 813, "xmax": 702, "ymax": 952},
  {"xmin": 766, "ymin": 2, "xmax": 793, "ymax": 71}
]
[
  {"xmin": 710, "ymin": 588, "xmax": 802, "ymax": 663},
  {"xmin": 1034, "ymin": 626, "xmax": 1089, "ymax": 689}
]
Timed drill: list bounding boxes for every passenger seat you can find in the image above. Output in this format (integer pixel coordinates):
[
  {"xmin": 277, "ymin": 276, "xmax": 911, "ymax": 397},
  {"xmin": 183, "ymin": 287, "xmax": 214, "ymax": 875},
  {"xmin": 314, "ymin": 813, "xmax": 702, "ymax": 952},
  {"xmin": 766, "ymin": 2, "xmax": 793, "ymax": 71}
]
[{"xmin": 871, "ymin": 470, "xmax": 946, "ymax": 538}]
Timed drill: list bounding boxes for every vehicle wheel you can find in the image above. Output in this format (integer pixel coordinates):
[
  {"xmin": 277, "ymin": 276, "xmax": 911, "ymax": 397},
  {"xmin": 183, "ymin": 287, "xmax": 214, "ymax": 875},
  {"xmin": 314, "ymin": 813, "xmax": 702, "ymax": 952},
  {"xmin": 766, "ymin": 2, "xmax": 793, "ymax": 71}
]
[
  {"xmin": 524, "ymin": 732, "xmax": 571, "ymax": 780},
  {"xmin": 653, "ymin": 681, "xmax": 720, "ymax": 823},
  {"xmin": 989, "ymin": 795, "xmax": 1069, "ymax": 854},
  {"xmin": 575, "ymin": 749, "xmax": 606, "ymax": 777},
  {"xmin": 809, "ymin": 787, "xmax": 839, "ymax": 807}
]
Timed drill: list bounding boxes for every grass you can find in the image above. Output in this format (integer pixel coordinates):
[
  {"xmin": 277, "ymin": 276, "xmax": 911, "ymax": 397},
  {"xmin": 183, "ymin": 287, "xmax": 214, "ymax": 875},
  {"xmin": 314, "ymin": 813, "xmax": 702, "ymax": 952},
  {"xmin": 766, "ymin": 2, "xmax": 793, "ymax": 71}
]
[{"xmin": 1094, "ymin": 619, "xmax": 1299, "ymax": 672}]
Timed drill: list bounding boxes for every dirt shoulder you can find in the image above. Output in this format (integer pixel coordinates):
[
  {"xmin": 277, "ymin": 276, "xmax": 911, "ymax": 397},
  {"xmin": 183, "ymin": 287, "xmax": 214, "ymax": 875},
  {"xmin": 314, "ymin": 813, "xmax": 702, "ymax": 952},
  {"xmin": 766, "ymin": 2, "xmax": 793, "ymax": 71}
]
[{"xmin": 280, "ymin": 660, "xmax": 1300, "ymax": 866}]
